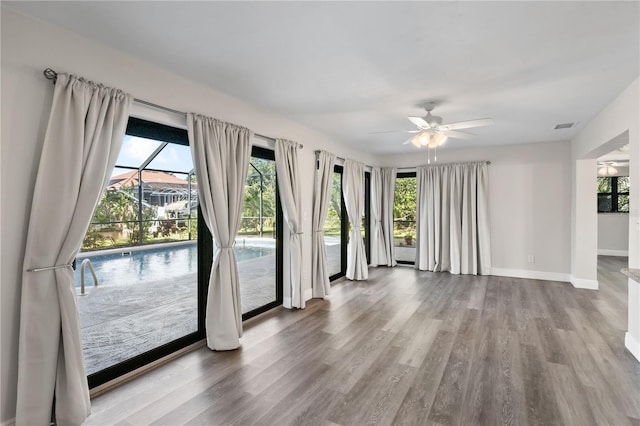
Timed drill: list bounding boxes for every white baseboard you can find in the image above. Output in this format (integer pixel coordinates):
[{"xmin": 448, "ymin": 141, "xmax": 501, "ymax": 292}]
[
  {"xmin": 625, "ymin": 332, "xmax": 640, "ymax": 363},
  {"xmin": 1, "ymin": 417, "xmax": 15, "ymax": 426},
  {"xmin": 598, "ymin": 249, "xmax": 629, "ymax": 257},
  {"xmin": 570, "ymin": 275, "xmax": 599, "ymax": 290},
  {"xmin": 490, "ymin": 268, "xmax": 570, "ymax": 283}
]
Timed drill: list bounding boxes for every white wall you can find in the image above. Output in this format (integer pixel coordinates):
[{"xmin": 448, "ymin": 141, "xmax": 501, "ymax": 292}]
[
  {"xmin": 571, "ymin": 77, "xmax": 639, "ymax": 361},
  {"xmin": 598, "ymin": 214, "xmax": 630, "ymax": 256},
  {"xmin": 0, "ymin": 9, "xmax": 378, "ymax": 423},
  {"xmin": 383, "ymin": 140, "xmax": 572, "ymax": 281}
]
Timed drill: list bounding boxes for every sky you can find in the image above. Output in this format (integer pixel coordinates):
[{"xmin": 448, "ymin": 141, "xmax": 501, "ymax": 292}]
[{"xmin": 114, "ymin": 135, "xmax": 194, "ymax": 176}]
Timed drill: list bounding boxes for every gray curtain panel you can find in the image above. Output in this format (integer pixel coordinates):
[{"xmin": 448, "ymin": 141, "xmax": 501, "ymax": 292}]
[
  {"xmin": 415, "ymin": 162, "xmax": 491, "ymax": 274},
  {"xmin": 381, "ymin": 167, "xmax": 397, "ymax": 267},
  {"xmin": 17, "ymin": 74, "xmax": 132, "ymax": 425},
  {"xmin": 187, "ymin": 114, "xmax": 252, "ymax": 350},
  {"xmin": 343, "ymin": 159, "xmax": 368, "ymax": 280},
  {"xmin": 312, "ymin": 150, "xmax": 336, "ymax": 298},
  {"xmin": 275, "ymin": 139, "xmax": 305, "ymax": 308},
  {"xmin": 369, "ymin": 167, "xmax": 388, "ymax": 266}
]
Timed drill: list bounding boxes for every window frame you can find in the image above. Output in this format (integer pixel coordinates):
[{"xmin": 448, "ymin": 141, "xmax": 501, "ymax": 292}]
[
  {"xmin": 394, "ymin": 171, "xmax": 417, "ymax": 265},
  {"xmin": 598, "ymin": 176, "xmax": 630, "ymax": 213}
]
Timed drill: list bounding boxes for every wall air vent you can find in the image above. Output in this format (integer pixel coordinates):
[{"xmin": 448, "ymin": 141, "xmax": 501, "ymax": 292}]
[{"xmin": 554, "ymin": 123, "xmax": 574, "ymax": 129}]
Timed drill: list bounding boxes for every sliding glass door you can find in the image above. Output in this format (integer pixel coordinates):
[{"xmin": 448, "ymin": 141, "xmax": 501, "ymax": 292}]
[
  {"xmin": 77, "ymin": 117, "xmax": 208, "ymax": 388},
  {"xmin": 323, "ymin": 167, "xmax": 346, "ymax": 279},
  {"xmin": 320, "ymin": 164, "xmax": 370, "ymax": 280},
  {"xmin": 238, "ymin": 146, "xmax": 283, "ymax": 319}
]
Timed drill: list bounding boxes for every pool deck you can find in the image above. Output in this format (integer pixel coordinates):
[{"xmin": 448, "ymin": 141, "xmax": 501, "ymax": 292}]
[
  {"xmin": 78, "ymin": 244, "xmax": 341, "ymax": 374},
  {"xmin": 77, "ymin": 242, "xmax": 411, "ymax": 374}
]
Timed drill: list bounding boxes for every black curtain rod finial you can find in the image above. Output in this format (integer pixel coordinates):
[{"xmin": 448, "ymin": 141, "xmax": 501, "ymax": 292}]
[{"xmin": 43, "ymin": 68, "xmax": 57, "ymax": 83}]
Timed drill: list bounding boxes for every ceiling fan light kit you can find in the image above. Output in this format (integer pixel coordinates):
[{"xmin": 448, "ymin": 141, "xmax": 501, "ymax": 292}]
[
  {"xmin": 598, "ymin": 162, "xmax": 619, "ymax": 176},
  {"xmin": 410, "ymin": 131, "xmax": 448, "ymax": 148}
]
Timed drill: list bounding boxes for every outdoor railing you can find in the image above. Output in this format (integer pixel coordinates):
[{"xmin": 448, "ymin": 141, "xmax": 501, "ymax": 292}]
[
  {"xmin": 79, "ymin": 259, "xmax": 98, "ymax": 296},
  {"xmin": 394, "ymin": 219, "xmax": 416, "ymax": 247}
]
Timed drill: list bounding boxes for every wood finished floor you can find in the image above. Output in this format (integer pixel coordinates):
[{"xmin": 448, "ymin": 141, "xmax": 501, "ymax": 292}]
[{"xmin": 86, "ymin": 257, "xmax": 640, "ymax": 425}]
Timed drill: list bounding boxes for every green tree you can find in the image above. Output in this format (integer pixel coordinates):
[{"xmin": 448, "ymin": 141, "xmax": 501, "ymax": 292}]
[
  {"xmin": 394, "ymin": 177, "xmax": 417, "ymax": 222},
  {"xmin": 241, "ymin": 158, "xmax": 277, "ymax": 234}
]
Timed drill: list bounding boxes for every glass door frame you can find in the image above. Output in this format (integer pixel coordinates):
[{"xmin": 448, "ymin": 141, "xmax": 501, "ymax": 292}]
[
  {"xmin": 241, "ymin": 145, "xmax": 284, "ymax": 321},
  {"xmin": 394, "ymin": 171, "xmax": 417, "ymax": 266},
  {"xmin": 87, "ymin": 117, "xmax": 209, "ymax": 389},
  {"xmin": 327, "ymin": 164, "xmax": 370, "ymax": 281}
]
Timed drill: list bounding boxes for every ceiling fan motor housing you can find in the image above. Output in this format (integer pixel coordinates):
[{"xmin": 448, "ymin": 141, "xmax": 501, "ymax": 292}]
[{"xmin": 425, "ymin": 112, "xmax": 442, "ymax": 127}]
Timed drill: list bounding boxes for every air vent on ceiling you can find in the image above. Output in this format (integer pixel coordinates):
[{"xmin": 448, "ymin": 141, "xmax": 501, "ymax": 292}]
[{"xmin": 554, "ymin": 123, "xmax": 575, "ymax": 130}]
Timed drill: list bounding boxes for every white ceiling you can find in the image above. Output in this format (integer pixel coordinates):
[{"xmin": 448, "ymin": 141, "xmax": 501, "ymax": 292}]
[{"xmin": 5, "ymin": 1, "xmax": 639, "ymax": 155}]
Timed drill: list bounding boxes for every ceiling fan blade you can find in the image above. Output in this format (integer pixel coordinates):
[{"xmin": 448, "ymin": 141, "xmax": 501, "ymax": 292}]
[
  {"xmin": 408, "ymin": 116, "xmax": 429, "ymax": 128},
  {"xmin": 402, "ymin": 135, "xmax": 417, "ymax": 145},
  {"xmin": 441, "ymin": 118, "xmax": 494, "ymax": 131},
  {"xmin": 444, "ymin": 130, "xmax": 474, "ymax": 140},
  {"xmin": 369, "ymin": 129, "xmax": 420, "ymax": 134}
]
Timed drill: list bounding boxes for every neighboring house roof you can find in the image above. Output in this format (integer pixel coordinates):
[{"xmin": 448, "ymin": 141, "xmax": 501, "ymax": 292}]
[{"xmin": 108, "ymin": 170, "xmax": 195, "ymax": 191}]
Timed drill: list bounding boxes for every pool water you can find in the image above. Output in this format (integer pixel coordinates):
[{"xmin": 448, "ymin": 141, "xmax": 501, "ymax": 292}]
[{"xmin": 74, "ymin": 243, "xmax": 275, "ymax": 288}]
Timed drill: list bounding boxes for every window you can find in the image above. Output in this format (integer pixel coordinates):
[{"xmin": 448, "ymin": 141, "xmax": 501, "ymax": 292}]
[
  {"xmin": 77, "ymin": 117, "xmax": 209, "ymax": 388},
  {"xmin": 598, "ymin": 176, "xmax": 630, "ymax": 213},
  {"xmin": 394, "ymin": 173, "xmax": 417, "ymax": 263}
]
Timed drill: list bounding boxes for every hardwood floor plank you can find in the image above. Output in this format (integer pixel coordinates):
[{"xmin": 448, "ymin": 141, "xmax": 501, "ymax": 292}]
[
  {"xmin": 583, "ymin": 385, "xmax": 633, "ymax": 426},
  {"xmin": 393, "ymin": 330, "xmax": 456, "ymax": 425},
  {"xmin": 397, "ymin": 316, "xmax": 442, "ymax": 368},
  {"xmin": 466, "ymin": 274, "xmax": 488, "ymax": 310},
  {"xmin": 459, "ymin": 315, "xmax": 500, "ymax": 426},
  {"xmin": 534, "ymin": 317, "xmax": 569, "ymax": 365},
  {"xmin": 546, "ymin": 362, "xmax": 597, "ymax": 426},
  {"xmin": 427, "ymin": 308, "xmax": 480, "ymax": 425},
  {"xmin": 381, "ymin": 299, "xmax": 422, "ymax": 332},
  {"xmin": 327, "ymin": 346, "xmax": 416, "ymax": 425},
  {"xmin": 519, "ymin": 343, "xmax": 563, "ymax": 425}
]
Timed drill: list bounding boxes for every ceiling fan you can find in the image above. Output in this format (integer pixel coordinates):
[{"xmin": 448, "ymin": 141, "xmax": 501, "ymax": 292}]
[
  {"xmin": 597, "ymin": 161, "xmax": 623, "ymax": 176},
  {"xmin": 373, "ymin": 103, "xmax": 494, "ymax": 149},
  {"xmin": 406, "ymin": 104, "xmax": 493, "ymax": 147}
]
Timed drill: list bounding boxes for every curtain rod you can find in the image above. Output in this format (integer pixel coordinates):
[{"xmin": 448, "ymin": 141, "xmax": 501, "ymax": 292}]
[
  {"xmin": 397, "ymin": 161, "xmax": 490, "ymax": 171},
  {"xmin": 42, "ymin": 68, "xmax": 302, "ymax": 148},
  {"xmin": 315, "ymin": 150, "xmax": 346, "ymax": 163},
  {"xmin": 315, "ymin": 149, "xmax": 491, "ymax": 169}
]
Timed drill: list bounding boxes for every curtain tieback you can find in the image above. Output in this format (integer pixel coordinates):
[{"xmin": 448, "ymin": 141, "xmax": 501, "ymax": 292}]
[
  {"xmin": 27, "ymin": 263, "xmax": 73, "ymax": 272},
  {"xmin": 218, "ymin": 246, "xmax": 234, "ymax": 249},
  {"xmin": 293, "ymin": 232, "xmax": 303, "ymax": 236}
]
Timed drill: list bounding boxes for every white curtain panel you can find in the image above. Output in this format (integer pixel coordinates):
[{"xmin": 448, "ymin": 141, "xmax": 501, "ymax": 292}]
[
  {"xmin": 415, "ymin": 162, "xmax": 491, "ymax": 275},
  {"xmin": 343, "ymin": 159, "xmax": 369, "ymax": 280},
  {"xmin": 275, "ymin": 139, "xmax": 305, "ymax": 308},
  {"xmin": 17, "ymin": 74, "xmax": 132, "ymax": 426},
  {"xmin": 312, "ymin": 150, "xmax": 336, "ymax": 298},
  {"xmin": 187, "ymin": 114, "xmax": 252, "ymax": 350},
  {"xmin": 369, "ymin": 168, "xmax": 387, "ymax": 266},
  {"xmin": 381, "ymin": 167, "xmax": 398, "ymax": 267}
]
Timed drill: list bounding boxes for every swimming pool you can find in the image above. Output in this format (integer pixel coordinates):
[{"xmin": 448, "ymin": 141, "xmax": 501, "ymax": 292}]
[{"xmin": 74, "ymin": 241, "xmax": 275, "ymax": 288}]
